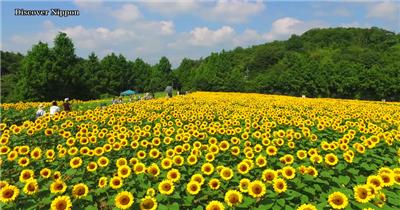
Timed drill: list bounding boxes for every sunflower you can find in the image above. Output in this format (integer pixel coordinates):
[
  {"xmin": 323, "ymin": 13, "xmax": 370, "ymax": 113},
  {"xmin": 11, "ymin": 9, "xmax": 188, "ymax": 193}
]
[
  {"xmin": 146, "ymin": 188, "xmax": 156, "ymax": 197},
  {"xmin": 266, "ymin": 146, "xmax": 277, "ymax": 156},
  {"xmin": 7, "ymin": 151, "xmax": 18, "ymax": 161},
  {"xmin": 237, "ymin": 162, "xmax": 250, "ymax": 175},
  {"xmin": 147, "ymin": 164, "xmax": 160, "ymax": 177},
  {"xmin": 239, "ymin": 178, "xmax": 250, "ymax": 192},
  {"xmin": 140, "ymin": 196, "xmax": 158, "ymax": 210},
  {"xmin": 97, "ymin": 156, "xmax": 109, "ymax": 167},
  {"xmin": 50, "ymin": 180, "xmax": 67, "ymax": 194},
  {"xmin": 224, "ymin": 190, "xmax": 243, "ymax": 207},
  {"xmin": 98, "ymin": 177, "xmax": 107, "ymax": 188},
  {"xmin": 134, "ymin": 163, "xmax": 146, "ymax": 174},
  {"xmin": 50, "ymin": 195, "xmax": 72, "ymax": 210},
  {"xmin": 118, "ymin": 165, "xmax": 132, "ymax": 178},
  {"xmin": 19, "ymin": 169, "xmax": 34, "ymax": 183},
  {"xmin": 297, "ymin": 203, "xmax": 317, "ymax": 210},
  {"xmin": 297, "ymin": 150, "xmax": 307, "ymax": 160},
  {"xmin": 110, "ymin": 176, "xmax": 123, "ymax": 189},
  {"xmin": 186, "ymin": 181, "xmax": 201, "ymax": 195},
  {"xmin": 115, "ymin": 191, "xmax": 134, "ymax": 210},
  {"xmin": 306, "ymin": 167, "xmax": 318, "ymax": 177},
  {"xmin": 282, "ymin": 166, "xmax": 296, "ymax": 180},
  {"xmin": 201, "ymin": 163, "xmax": 214, "ymax": 175},
  {"xmin": 161, "ymin": 158, "xmax": 173, "ymax": 170},
  {"xmin": 18, "ymin": 157, "xmax": 30, "ymax": 167},
  {"xmin": 273, "ymin": 178, "xmax": 287, "ymax": 193},
  {"xmin": 173, "ymin": 155, "xmax": 184, "ymax": 166},
  {"xmin": 328, "ymin": 192, "xmax": 348, "ymax": 209},
  {"xmin": 325, "ymin": 153, "xmax": 339, "ymax": 166},
  {"xmin": 115, "ymin": 158, "xmax": 127, "ymax": 168},
  {"xmin": 379, "ymin": 173, "xmax": 394, "ymax": 187},
  {"xmin": 158, "ymin": 180, "xmax": 174, "ymax": 195},
  {"xmin": 248, "ymin": 180, "xmax": 266, "ymax": 198},
  {"xmin": 167, "ymin": 169, "xmax": 181, "ymax": 183},
  {"xmin": 0, "ymin": 181, "xmax": 8, "ymax": 190},
  {"xmin": 72, "ymin": 183, "xmax": 89, "ymax": 199},
  {"xmin": 191, "ymin": 174, "xmax": 205, "ymax": 185},
  {"xmin": 367, "ymin": 175, "xmax": 383, "ymax": 190},
  {"xmin": 255, "ymin": 155, "xmax": 267, "ymax": 167},
  {"xmin": 353, "ymin": 185, "xmax": 371, "ymax": 203},
  {"xmin": 220, "ymin": 168, "xmax": 234, "ymax": 181},
  {"xmin": 86, "ymin": 162, "xmax": 98, "ymax": 172},
  {"xmin": 53, "ymin": 171, "xmax": 62, "ymax": 180},
  {"xmin": 23, "ymin": 179, "xmax": 39, "ymax": 195},
  {"xmin": 0, "ymin": 184, "xmax": 19, "ymax": 203},
  {"xmin": 208, "ymin": 178, "xmax": 221, "ymax": 190},
  {"xmin": 206, "ymin": 200, "xmax": 225, "ymax": 210},
  {"xmin": 262, "ymin": 169, "xmax": 277, "ymax": 182},
  {"xmin": 70, "ymin": 157, "xmax": 83, "ymax": 169}
]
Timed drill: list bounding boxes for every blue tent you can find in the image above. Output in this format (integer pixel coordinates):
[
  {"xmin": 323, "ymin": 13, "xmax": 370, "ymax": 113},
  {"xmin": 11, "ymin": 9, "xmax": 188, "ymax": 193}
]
[{"xmin": 120, "ymin": 90, "xmax": 136, "ymax": 96}]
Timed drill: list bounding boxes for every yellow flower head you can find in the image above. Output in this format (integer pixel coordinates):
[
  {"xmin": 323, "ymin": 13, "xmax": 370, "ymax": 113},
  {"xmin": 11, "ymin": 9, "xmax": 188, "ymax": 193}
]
[
  {"xmin": 0, "ymin": 184, "xmax": 19, "ymax": 203},
  {"xmin": 248, "ymin": 180, "xmax": 266, "ymax": 198},
  {"xmin": 328, "ymin": 192, "xmax": 348, "ymax": 209},
  {"xmin": 72, "ymin": 183, "xmax": 89, "ymax": 199},
  {"xmin": 158, "ymin": 180, "xmax": 174, "ymax": 195},
  {"xmin": 115, "ymin": 191, "xmax": 134, "ymax": 210},
  {"xmin": 23, "ymin": 179, "xmax": 39, "ymax": 195},
  {"xmin": 206, "ymin": 200, "xmax": 225, "ymax": 210},
  {"xmin": 140, "ymin": 196, "xmax": 157, "ymax": 210},
  {"xmin": 186, "ymin": 181, "xmax": 201, "ymax": 195},
  {"xmin": 50, "ymin": 195, "xmax": 72, "ymax": 210},
  {"xmin": 224, "ymin": 190, "xmax": 243, "ymax": 207}
]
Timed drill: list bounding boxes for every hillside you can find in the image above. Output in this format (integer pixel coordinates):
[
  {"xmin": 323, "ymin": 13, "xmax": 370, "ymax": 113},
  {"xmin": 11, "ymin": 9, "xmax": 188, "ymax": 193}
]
[
  {"xmin": 175, "ymin": 27, "xmax": 400, "ymax": 100},
  {"xmin": 1, "ymin": 27, "xmax": 399, "ymax": 102}
]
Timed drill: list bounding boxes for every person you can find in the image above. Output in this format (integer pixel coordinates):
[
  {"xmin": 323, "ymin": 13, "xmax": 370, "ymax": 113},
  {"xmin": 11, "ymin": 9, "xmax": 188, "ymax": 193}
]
[
  {"xmin": 35, "ymin": 104, "xmax": 46, "ymax": 119},
  {"xmin": 49, "ymin": 101, "xmax": 61, "ymax": 116},
  {"xmin": 63, "ymin": 98, "xmax": 72, "ymax": 112},
  {"xmin": 165, "ymin": 86, "xmax": 173, "ymax": 98},
  {"xmin": 112, "ymin": 97, "xmax": 117, "ymax": 104}
]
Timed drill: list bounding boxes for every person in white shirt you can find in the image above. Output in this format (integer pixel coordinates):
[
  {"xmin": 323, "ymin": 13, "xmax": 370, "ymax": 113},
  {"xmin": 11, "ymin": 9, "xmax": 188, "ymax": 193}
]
[
  {"xmin": 35, "ymin": 104, "xmax": 46, "ymax": 119},
  {"xmin": 49, "ymin": 101, "xmax": 61, "ymax": 116}
]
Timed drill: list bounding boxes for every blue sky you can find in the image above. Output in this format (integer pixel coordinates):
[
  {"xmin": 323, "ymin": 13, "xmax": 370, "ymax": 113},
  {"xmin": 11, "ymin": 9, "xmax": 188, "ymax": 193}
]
[{"xmin": 1, "ymin": 0, "xmax": 399, "ymax": 67}]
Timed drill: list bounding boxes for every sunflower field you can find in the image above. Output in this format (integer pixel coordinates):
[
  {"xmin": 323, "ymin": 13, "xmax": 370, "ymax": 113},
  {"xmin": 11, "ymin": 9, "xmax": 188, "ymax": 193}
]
[{"xmin": 1, "ymin": 92, "xmax": 400, "ymax": 210}]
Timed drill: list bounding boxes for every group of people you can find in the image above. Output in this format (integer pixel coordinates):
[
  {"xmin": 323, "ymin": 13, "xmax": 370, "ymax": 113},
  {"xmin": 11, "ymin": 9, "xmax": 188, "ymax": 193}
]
[{"xmin": 36, "ymin": 98, "xmax": 72, "ymax": 119}]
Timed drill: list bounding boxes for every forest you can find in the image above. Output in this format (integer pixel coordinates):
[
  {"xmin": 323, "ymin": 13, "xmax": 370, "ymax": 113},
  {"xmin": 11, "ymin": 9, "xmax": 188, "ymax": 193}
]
[{"xmin": 1, "ymin": 27, "xmax": 399, "ymax": 102}]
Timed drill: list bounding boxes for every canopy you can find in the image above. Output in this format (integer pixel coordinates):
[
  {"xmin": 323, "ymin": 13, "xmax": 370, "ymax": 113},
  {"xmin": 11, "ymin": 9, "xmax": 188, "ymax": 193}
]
[{"xmin": 120, "ymin": 90, "xmax": 136, "ymax": 96}]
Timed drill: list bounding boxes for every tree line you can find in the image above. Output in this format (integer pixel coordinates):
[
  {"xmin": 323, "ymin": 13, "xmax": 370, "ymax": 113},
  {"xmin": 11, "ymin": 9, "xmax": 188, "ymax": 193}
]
[{"xmin": 1, "ymin": 27, "xmax": 399, "ymax": 102}]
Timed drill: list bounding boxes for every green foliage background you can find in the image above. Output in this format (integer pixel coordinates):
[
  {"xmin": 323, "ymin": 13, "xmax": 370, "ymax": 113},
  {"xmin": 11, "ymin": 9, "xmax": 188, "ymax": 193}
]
[{"xmin": 1, "ymin": 27, "xmax": 400, "ymax": 102}]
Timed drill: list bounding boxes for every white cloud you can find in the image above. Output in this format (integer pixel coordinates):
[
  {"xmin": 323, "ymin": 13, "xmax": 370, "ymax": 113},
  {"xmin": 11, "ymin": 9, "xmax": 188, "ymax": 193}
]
[
  {"xmin": 233, "ymin": 29, "xmax": 264, "ymax": 47},
  {"xmin": 112, "ymin": 4, "xmax": 142, "ymax": 22},
  {"xmin": 264, "ymin": 17, "xmax": 325, "ymax": 41},
  {"xmin": 160, "ymin": 21, "xmax": 175, "ymax": 35},
  {"xmin": 188, "ymin": 26, "xmax": 235, "ymax": 46},
  {"xmin": 367, "ymin": 1, "xmax": 400, "ymax": 20},
  {"xmin": 141, "ymin": 0, "xmax": 200, "ymax": 16},
  {"xmin": 206, "ymin": 0, "xmax": 266, "ymax": 23}
]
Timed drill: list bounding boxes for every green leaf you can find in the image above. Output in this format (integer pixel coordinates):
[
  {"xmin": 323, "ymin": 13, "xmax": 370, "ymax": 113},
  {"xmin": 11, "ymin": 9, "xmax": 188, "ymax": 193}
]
[
  {"xmin": 338, "ymin": 176, "xmax": 351, "ymax": 185},
  {"xmin": 158, "ymin": 204, "xmax": 169, "ymax": 210},
  {"xmin": 84, "ymin": 205, "xmax": 98, "ymax": 210},
  {"xmin": 168, "ymin": 202, "xmax": 180, "ymax": 210},
  {"xmin": 276, "ymin": 199, "xmax": 285, "ymax": 207}
]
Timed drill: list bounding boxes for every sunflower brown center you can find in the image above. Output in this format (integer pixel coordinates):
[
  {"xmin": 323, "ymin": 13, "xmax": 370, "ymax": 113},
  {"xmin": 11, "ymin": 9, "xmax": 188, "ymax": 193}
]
[
  {"xmin": 142, "ymin": 199, "xmax": 154, "ymax": 209},
  {"xmin": 120, "ymin": 196, "xmax": 130, "ymax": 205},
  {"xmin": 3, "ymin": 189, "xmax": 13, "ymax": 198},
  {"xmin": 56, "ymin": 201, "xmax": 67, "ymax": 210}
]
